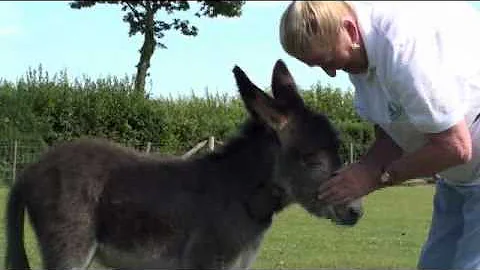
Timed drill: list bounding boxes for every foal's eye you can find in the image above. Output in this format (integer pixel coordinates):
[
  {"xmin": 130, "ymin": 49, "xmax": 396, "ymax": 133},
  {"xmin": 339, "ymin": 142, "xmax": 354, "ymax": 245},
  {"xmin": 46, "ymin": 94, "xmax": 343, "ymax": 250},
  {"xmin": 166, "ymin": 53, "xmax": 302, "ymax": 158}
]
[
  {"xmin": 305, "ymin": 160, "xmax": 325, "ymax": 169},
  {"xmin": 301, "ymin": 154, "xmax": 324, "ymax": 167}
]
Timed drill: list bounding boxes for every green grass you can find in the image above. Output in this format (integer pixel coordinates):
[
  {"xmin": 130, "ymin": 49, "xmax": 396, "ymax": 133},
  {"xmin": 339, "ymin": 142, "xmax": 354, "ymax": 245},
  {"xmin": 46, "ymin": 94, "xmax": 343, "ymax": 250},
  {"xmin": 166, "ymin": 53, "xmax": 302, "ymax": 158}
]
[
  {"xmin": 0, "ymin": 185, "xmax": 434, "ymax": 269},
  {"xmin": 255, "ymin": 186, "xmax": 434, "ymax": 269}
]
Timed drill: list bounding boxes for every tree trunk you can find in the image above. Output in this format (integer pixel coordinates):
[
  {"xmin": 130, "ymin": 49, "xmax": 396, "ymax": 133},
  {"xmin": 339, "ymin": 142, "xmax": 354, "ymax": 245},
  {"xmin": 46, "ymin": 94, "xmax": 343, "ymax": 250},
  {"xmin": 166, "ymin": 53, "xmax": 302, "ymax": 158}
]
[{"xmin": 134, "ymin": 3, "xmax": 155, "ymax": 94}]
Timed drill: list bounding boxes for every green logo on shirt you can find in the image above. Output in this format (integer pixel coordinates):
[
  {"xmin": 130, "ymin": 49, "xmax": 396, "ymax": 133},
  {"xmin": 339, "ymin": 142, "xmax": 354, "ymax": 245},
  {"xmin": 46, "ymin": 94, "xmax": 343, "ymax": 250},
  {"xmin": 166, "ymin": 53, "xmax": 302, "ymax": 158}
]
[{"xmin": 388, "ymin": 101, "xmax": 404, "ymax": 121}]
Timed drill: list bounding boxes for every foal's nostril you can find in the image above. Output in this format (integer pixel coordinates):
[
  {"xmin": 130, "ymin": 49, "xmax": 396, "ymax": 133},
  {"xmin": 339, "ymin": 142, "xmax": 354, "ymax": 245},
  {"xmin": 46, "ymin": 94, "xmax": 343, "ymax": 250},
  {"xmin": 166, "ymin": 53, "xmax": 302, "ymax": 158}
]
[
  {"xmin": 348, "ymin": 207, "xmax": 363, "ymax": 220},
  {"xmin": 338, "ymin": 207, "xmax": 363, "ymax": 226}
]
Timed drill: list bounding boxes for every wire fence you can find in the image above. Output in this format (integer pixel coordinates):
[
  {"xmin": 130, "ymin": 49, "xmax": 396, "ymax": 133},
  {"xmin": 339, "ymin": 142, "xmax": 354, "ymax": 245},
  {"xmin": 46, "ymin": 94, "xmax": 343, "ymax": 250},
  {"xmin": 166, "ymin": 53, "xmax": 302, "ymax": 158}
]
[
  {"xmin": 0, "ymin": 140, "xmax": 45, "ymax": 186},
  {"xmin": 0, "ymin": 138, "xmax": 369, "ymax": 186}
]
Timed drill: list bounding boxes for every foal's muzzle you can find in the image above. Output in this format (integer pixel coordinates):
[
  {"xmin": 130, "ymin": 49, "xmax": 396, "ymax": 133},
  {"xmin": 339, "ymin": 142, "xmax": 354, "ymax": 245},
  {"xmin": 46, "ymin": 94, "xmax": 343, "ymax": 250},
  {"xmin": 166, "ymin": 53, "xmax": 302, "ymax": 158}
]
[{"xmin": 326, "ymin": 198, "xmax": 364, "ymax": 226}]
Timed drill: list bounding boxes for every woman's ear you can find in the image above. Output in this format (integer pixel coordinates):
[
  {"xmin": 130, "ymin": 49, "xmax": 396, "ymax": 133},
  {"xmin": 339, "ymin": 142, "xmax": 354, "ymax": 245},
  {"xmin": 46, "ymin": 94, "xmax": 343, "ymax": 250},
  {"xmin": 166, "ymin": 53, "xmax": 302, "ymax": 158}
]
[{"xmin": 342, "ymin": 18, "xmax": 360, "ymax": 45}]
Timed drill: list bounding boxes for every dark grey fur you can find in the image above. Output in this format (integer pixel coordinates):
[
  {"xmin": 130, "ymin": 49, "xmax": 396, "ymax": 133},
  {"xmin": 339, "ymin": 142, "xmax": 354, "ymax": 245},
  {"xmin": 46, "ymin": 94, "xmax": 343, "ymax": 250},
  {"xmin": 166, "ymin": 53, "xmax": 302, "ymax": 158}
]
[{"xmin": 5, "ymin": 60, "xmax": 363, "ymax": 270}]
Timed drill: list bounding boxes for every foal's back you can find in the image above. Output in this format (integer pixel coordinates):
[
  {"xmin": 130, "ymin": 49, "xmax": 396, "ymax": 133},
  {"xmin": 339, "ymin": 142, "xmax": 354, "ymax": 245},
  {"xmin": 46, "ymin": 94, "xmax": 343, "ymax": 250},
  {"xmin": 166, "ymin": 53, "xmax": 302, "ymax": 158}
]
[{"xmin": 20, "ymin": 138, "xmax": 159, "ymax": 210}]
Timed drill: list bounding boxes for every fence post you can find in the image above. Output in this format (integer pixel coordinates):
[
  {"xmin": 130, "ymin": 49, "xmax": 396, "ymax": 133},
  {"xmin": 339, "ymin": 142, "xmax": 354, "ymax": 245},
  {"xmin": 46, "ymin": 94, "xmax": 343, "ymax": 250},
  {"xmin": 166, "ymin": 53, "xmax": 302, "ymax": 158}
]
[
  {"xmin": 208, "ymin": 136, "xmax": 215, "ymax": 152},
  {"xmin": 182, "ymin": 140, "xmax": 208, "ymax": 159},
  {"xmin": 12, "ymin": 140, "xmax": 18, "ymax": 184},
  {"xmin": 145, "ymin": 142, "xmax": 152, "ymax": 153},
  {"xmin": 349, "ymin": 142, "xmax": 354, "ymax": 164}
]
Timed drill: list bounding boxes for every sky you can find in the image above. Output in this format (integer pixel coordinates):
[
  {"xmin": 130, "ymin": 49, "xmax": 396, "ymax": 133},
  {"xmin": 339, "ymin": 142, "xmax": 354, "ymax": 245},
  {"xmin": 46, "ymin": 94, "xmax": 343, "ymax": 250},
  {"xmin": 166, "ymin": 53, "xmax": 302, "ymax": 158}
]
[{"xmin": 2, "ymin": 1, "xmax": 480, "ymax": 99}]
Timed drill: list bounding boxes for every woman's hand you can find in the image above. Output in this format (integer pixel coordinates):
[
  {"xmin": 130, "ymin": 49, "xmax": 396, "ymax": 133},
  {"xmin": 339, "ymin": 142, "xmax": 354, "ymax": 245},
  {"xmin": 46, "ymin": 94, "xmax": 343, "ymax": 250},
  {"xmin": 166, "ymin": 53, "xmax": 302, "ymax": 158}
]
[{"xmin": 317, "ymin": 162, "xmax": 381, "ymax": 206}]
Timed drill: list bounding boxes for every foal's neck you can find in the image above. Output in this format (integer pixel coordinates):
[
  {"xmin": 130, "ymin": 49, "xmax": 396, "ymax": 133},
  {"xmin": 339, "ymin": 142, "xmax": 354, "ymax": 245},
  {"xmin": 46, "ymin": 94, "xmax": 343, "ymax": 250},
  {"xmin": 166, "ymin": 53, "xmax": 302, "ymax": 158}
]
[
  {"xmin": 207, "ymin": 121, "xmax": 279, "ymax": 186},
  {"xmin": 200, "ymin": 121, "xmax": 289, "ymax": 221}
]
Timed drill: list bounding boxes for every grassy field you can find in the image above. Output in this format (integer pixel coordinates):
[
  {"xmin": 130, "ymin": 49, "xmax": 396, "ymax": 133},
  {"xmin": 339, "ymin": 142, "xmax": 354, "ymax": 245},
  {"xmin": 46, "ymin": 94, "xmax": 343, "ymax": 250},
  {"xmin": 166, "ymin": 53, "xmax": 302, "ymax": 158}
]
[{"xmin": 0, "ymin": 185, "xmax": 435, "ymax": 269}]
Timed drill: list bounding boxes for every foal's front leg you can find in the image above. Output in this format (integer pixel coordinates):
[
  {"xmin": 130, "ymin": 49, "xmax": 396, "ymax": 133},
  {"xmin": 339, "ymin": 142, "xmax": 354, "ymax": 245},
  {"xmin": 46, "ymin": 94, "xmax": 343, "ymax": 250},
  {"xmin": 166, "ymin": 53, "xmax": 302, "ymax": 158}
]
[
  {"xmin": 237, "ymin": 234, "xmax": 264, "ymax": 269},
  {"xmin": 180, "ymin": 229, "xmax": 228, "ymax": 269}
]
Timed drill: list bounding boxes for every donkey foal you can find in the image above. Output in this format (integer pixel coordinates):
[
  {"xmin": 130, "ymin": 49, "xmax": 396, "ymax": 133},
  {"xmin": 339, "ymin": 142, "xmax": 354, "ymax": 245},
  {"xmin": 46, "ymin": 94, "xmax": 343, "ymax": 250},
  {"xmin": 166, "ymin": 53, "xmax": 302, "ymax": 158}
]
[{"xmin": 5, "ymin": 59, "xmax": 363, "ymax": 270}]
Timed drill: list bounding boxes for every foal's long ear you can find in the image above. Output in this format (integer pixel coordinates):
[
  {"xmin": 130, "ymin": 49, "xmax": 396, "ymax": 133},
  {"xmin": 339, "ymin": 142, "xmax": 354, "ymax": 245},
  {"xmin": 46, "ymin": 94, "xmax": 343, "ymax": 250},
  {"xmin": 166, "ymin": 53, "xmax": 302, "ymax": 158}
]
[
  {"xmin": 233, "ymin": 65, "xmax": 289, "ymax": 131},
  {"xmin": 271, "ymin": 59, "xmax": 305, "ymax": 110}
]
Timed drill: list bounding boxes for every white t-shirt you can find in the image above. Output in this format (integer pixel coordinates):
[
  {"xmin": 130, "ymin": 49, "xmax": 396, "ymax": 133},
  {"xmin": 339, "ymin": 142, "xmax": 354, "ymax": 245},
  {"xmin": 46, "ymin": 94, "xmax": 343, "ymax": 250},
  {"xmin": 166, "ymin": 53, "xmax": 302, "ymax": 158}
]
[{"xmin": 348, "ymin": 1, "xmax": 480, "ymax": 184}]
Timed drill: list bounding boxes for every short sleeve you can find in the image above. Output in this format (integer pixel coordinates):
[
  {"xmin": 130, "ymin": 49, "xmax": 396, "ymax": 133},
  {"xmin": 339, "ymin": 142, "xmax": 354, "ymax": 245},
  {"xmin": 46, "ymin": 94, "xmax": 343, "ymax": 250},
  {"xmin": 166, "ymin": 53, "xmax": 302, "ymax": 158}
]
[{"xmin": 382, "ymin": 24, "xmax": 466, "ymax": 133}]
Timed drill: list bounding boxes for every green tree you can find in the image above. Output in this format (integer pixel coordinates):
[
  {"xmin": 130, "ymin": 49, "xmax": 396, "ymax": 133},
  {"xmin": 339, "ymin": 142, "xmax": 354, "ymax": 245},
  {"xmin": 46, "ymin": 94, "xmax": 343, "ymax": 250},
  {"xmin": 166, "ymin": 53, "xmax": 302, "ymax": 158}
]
[{"xmin": 70, "ymin": 1, "xmax": 245, "ymax": 93}]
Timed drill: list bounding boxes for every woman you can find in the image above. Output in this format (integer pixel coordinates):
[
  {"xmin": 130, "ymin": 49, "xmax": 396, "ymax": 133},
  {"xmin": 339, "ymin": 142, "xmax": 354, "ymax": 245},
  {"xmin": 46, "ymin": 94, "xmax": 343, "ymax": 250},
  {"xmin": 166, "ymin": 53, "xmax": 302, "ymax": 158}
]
[{"xmin": 279, "ymin": 1, "xmax": 480, "ymax": 269}]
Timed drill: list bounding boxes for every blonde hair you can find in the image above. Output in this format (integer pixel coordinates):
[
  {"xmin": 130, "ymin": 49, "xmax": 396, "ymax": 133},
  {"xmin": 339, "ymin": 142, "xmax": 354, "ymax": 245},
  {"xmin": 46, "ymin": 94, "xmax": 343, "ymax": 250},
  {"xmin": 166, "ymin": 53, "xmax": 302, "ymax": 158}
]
[{"xmin": 279, "ymin": 1, "xmax": 353, "ymax": 60}]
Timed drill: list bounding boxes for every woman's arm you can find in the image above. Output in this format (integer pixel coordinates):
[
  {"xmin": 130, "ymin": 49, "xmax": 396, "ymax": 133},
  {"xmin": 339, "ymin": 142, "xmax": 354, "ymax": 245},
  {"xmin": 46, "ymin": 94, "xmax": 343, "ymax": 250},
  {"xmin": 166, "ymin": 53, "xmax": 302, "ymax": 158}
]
[
  {"xmin": 383, "ymin": 119, "xmax": 472, "ymax": 185},
  {"xmin": 317, "ymin": 121, "xmax": 472, "ymax": 205},
  {"xmin": 359, "ymin": 124, "xmax": 403, "ymax": 175}
]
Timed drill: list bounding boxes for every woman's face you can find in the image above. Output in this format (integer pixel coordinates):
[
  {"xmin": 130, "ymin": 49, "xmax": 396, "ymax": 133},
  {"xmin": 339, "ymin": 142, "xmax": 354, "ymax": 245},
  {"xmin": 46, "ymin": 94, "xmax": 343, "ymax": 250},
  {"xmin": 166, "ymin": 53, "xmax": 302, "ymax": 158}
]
[{"xmin": 300, "ymin": 21, "xmax": 368, "ymax": 77}]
